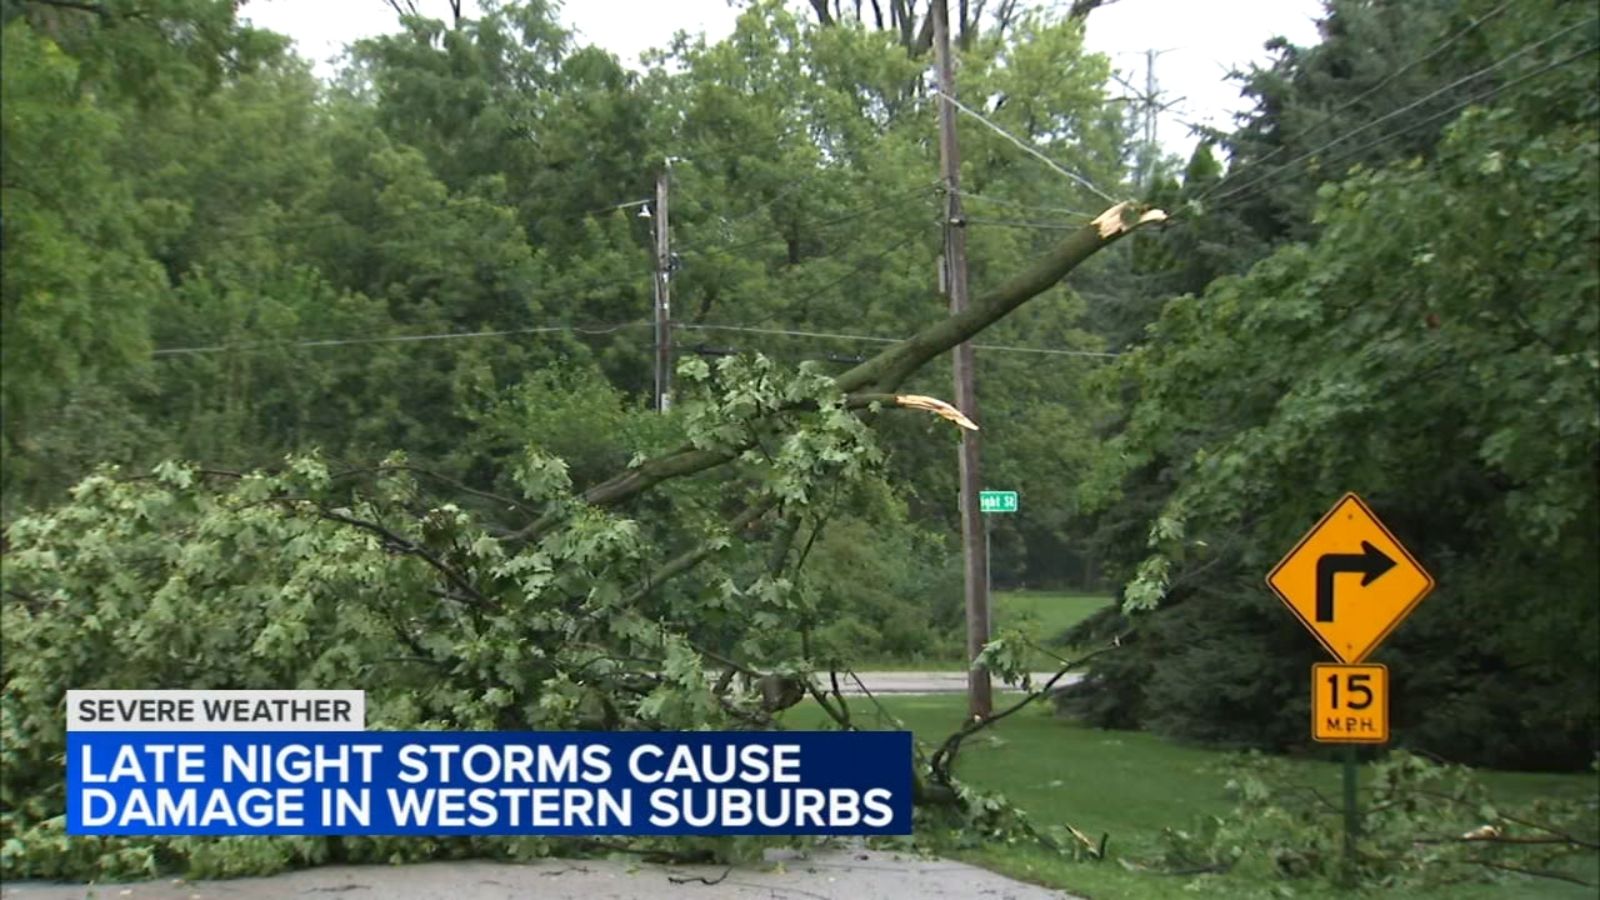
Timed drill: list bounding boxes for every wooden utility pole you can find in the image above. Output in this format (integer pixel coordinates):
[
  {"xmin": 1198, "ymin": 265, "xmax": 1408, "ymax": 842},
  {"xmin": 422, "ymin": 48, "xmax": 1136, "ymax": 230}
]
[
  {"xmin": 933, "ymin": 0, "xmax": 991, "ymax": 720},
  {"xmin": 653, "ymin": 166, "xmax": 672, "ymax": 412}
]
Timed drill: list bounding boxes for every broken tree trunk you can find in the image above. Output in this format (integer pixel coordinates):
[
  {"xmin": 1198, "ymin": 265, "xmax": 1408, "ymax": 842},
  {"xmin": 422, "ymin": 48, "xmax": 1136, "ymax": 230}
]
[{"xmin": 529, "ymin": 201, "xmax": 1166, "ymax": 531}]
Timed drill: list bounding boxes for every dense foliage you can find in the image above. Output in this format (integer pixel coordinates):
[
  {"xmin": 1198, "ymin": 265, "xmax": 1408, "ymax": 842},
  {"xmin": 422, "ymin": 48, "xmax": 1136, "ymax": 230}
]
[
  {"xmin": 1065, "ymin": 0, "xmax": 1599, "ymax": 770},
  {"xmin": 2, "ymin": 0, "xmax": 1596, "ymax": 886},
  {"xmin": 1155, "ymin": 751, "xmax": 1598, "ymax": 889}
]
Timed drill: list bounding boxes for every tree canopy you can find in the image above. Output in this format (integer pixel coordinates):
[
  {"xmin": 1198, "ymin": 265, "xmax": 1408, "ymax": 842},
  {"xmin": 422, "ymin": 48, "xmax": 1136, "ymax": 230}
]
[{"xmin": 1, "ymin": 0, "xmax": 1595, "ymax": 884}]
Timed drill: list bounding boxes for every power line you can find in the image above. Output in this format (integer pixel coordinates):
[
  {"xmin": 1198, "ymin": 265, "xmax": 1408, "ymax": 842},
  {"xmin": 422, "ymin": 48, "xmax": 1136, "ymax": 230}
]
[
  {"xmin": 580, "ymin": 197, "xmax": 652, "ymax": 216},
  {"xmin": 965, "ymin": 217, "xmax": 1084, "ymax": 231},
  {"xmin": 151, "ymin": 317, "xmax": 1118, "ymax": 361},
  {"xmin": 148, "ymin": 196, "xmax": 939, "ymax": 358},
  {"xmin": 746, "ymin": 229, "xmax": 931, "ymax": 328},
  {"xmin": 197, "ymin": 191, "xmax": 656, "ymax": 246},
  {"xmin": 674, "ymin": 183, "xmax": 939, "ymax": 256},
  {"xmin": 956, "ymin": 191, "xmax": 1098, "ymax": 219},
  {"xmin": 1199, "ymin": 15, "xmax": 1599, "ymax": 211},
  {"xmin": 1195, "ymin": 0, "xmax": 1516, "ymax": 204},
  {"xmin": 694, "ymin": 168, "xmax": 832, "ymax": 234},
  {"xmin": 151, "ymin": 322, "xmax": 651, "ymax": 357},
  {"xmin": 676, "ymin": 323, "xmax": 1119, "ymax": 358},
  {"xmin": 1306, "ymin": 42, "xmax": 1599, "ymax": 181},
  {"xmin": 1205, "ymin": 36, "xmax": 1599, "ymax": 215},
  {"xmin": 931, "ymin": 87, "xmax": 1118, "ymax": 204}
]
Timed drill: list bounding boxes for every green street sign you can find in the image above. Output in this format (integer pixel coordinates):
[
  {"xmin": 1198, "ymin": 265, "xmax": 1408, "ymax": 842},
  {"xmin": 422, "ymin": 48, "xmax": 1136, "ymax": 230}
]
[{"xmin": 979, "ymin": 490, "xmax": 1018, "ymax": 514}]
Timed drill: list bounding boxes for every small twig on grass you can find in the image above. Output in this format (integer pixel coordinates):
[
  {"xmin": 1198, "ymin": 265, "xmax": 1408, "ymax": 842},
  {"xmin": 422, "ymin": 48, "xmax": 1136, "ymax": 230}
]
[
  {"xmin": 1466, "ymin": 858, "xmax": 1596, "ymax": 886},
  {"xmin": 573, "ymin": 839, "xmax": 718, "ymax": 865},
  {"xmin": 1062, "ymin": 822, "xmax": 1110, "ymax": 859},
  {"xmin": 1415, "ymin": 835, "xmax": 1600, "ymax": 848},
  {"xmin": 1398, "ymin": 787, "xmax": 1600, "ymax": 849},
  {"xmin": 667, "ymin": 866, "xmax": 733, "ymax": 885},
  {"xmin": 1282, "ymin": 783, "xmax": 1345, "ymax": 814},
  {"xmin": 1124, "ymin": 859, "xmax": 1232, "ymax": 877}
]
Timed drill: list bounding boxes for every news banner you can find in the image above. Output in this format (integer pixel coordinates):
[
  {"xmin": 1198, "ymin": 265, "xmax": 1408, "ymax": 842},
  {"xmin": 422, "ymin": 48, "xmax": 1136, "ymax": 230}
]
[{"xmin": 66, "ymin": 690, "xmax": 912, "ymax": 837}]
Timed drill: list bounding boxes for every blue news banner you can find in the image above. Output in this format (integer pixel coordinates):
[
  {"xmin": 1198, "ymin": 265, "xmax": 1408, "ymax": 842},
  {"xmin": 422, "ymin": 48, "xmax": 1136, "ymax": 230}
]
[{"xmin": 68, "ymin": 731, "xmax": 912, "ymax": 837}]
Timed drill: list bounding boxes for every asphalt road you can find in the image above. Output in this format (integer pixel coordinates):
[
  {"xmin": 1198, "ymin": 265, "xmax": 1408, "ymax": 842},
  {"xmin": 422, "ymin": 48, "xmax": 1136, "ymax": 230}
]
[
  {"xmin": 3, "ymin": 673, "xmax": 1087, "ymax": 899},
  {"xmin": 2, "ymin": 848, "xmax": 1080, "ymax": 900},
  {"xmin": 844, "ymin": 671, "xmax": 1080, "ymax": 694}
]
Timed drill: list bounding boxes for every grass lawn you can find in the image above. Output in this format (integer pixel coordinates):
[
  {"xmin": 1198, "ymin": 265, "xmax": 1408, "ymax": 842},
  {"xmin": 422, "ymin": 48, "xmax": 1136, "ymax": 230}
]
[
  {"xmin": 992, "ymin": 589, "xmax": 1109, "ymax": 649},
  {"xmin": 856, "ymin": 590, "xmax": 1112, "ymax": 671},
  {"xmin": 782, "ymin": 694, "xmax": 1600, "ymax": 899}
]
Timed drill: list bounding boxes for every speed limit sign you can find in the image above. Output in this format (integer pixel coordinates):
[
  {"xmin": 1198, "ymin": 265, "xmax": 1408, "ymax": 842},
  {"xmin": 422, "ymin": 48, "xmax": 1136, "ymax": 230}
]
[{"xmin": 1312, "ymin": 663, "xmax": 1389, "ymax": 744}]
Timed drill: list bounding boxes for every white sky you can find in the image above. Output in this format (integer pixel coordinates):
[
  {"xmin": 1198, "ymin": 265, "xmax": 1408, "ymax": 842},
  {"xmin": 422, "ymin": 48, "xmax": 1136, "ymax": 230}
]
[{"xmin": 242, "ymin": 0, "xmax": 1325, "ymax": 157}]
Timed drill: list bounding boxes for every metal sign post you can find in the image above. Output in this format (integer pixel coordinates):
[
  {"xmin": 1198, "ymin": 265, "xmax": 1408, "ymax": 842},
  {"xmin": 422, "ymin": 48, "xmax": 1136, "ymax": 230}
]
[{"xmin": 1267, "ymin": 493, "xmax": 1434, "ymax": 883}]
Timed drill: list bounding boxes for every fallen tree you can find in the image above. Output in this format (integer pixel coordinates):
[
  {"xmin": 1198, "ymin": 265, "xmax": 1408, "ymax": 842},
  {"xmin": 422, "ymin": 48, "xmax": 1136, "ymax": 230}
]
[{"xmin": 0, "ymin": 202, "xmax": 1163, "ymax": 880}]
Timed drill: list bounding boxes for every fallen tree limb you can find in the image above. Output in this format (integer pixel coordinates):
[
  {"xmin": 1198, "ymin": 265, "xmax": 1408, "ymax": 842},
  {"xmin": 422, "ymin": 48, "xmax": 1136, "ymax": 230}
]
[{"xmin": 512, "ymin": 201, "xmax": 1162, "ymax": 540}]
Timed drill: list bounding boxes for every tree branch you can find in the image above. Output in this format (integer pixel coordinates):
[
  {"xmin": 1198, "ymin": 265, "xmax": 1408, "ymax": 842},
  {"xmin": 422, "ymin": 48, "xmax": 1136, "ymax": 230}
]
[
  {"xmin": 338, "ymin": 463, "xmax": 543, "ymax": 519},
  {"xmin": 307, "ymin": 505, "xmax": 489, "ymax": 608},
  {"xmin": 506, "ymin": 203, "xmax": 1160, "ymax": 543},
  {"xmin": 621, "ymin": 494, "xmax": 782, "ymax": 606},
  {"xmin": 838, "ymin": 203, "xmax": 1162, "ymax": 394},
  {"xmin": 930, "ymin": 634, "xmax": 1129, "ymax": 784}
]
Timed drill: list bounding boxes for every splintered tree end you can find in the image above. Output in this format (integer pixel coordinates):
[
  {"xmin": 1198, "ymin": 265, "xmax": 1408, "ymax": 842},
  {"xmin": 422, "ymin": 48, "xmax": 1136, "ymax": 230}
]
[
  {"xmin": 1091, "ymin": 202, "xmax": 1169, "ymax": 239},
  {"xmin": 895, "ymin": 394, "xmax": 979, "ymax": 431}
]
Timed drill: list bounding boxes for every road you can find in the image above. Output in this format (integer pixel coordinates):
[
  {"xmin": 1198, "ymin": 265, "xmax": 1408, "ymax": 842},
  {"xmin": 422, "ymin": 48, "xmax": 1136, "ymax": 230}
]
[
  {"xmin": 3, "ymin": 673, "xmax": 1089, "ymax": 899},
  {"xmin": 2, "ymin": 848, "xmax": 1080, "ymax": 899},
  {"xmin": 844, "ymin": 671, "xmax": 1081, "ymax": 694}
]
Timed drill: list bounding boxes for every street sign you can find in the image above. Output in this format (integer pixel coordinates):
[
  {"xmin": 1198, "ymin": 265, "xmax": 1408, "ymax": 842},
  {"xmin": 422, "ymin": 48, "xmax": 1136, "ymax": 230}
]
[
  {"xmin": 979, "ymin": 490, "xmax": 1018, "ymax": 514},
  {"xmin": 1313, "ymin": 663, "xmax": 1389, "ymax": 743},
  {"xmin": 1267, "ymin": 493, "xmax": 1434, "ymax": 663}
]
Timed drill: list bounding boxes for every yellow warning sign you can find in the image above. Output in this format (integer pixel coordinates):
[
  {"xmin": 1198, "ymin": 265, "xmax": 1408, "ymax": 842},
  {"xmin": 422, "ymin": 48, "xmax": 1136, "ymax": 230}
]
[
  {"xmin": 1267, "ymin": 493, "xmax": 1434, "ymax": 663},
  {"xmin": 1313, "ymin": 663, "xmax": 1389, "ymax": 743}
]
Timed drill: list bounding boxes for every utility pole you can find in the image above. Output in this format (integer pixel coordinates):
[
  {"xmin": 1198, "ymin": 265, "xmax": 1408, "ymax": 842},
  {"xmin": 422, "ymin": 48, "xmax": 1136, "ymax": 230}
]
[
  {"xmin": 1142, "ymin": 48, "xmax": 1159, "ymax": 187},
  {"xmin": 1111, "ymin": 48, "xmax": 1180, "ymax": 190},
  {"xmin": 933, "ymin": 0, "xmax": 991, "ymax": 720},
  {"xmin": 653, "ymin": 165, "xmax": 672, "ymax": 412}
]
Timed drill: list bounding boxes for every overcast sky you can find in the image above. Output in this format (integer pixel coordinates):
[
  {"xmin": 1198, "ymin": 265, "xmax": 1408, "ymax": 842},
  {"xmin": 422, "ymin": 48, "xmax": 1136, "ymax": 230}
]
[{"xmin": 241, "ymin": 0, "xmax": 1325, "ymax": 157}]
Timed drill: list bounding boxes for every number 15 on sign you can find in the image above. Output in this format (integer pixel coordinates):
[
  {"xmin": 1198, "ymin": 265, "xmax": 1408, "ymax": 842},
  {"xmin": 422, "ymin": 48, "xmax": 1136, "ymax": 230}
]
[{"xmin": 1313, "ymin": 663, "xmax": 1388, "ymax": 743}]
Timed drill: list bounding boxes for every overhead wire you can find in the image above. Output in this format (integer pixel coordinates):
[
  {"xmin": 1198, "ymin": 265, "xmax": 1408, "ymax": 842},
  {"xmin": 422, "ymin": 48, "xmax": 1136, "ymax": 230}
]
[
  {"xmin": 191, "ymin": 190, "xmax": 660, "ymax": 246},
  {"xmin": 673, "ymin": 182, "xmax": 940, "ymax": 256},
  {"xmin": 151, "ymin": 193, "xmax": 941, "ymax": 359},
  {"xmin": 676, "ymin": 323, "xmax": 1119, "ymax": 359},
  {"xmin": 1203, "ymin": 35, "xmax": 1600, "ymax": 215},
  {"xmin": 151, "ymin": 321, "xmax": 651, "ymax": 357},
  {"xmin": 149, "ymin": 171, "xmax": 1113, "ymax": 362},
  {"xmin": 955, "ymin": 191, "xmax": 1098, "ymax": 220},
  {"xmin": 690, "ymin": 167, "xmax": 833, "ymax": 235},
  {"xmin": 964, "ymin": 217, "xmax": 1084, "ymax": 231},
  {"xmin": 1197, "ymin": 15, "xmax": 1599, "ymax": 213},
  {"xmin": 931, "ymin": 87, "xmax": 1119, "ymax": 204},
  {"xmin": 1193, "ymin": 0, "xmax": 1517, "ymax": 206},
  {"xmin": 153, "ymin": 319, "xmax": 1117, "ymax": 361},
  {"xmin": 737, "ymin": 228, "xmax": 932, "ymax": 329}
]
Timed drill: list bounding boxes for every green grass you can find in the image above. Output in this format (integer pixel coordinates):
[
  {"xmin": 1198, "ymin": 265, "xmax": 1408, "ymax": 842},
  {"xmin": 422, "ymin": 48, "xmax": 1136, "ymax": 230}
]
[
  {"xmin": 783, "ymin": 694, "xmax": 1600, "ymax": 899},
  {"xmin": 992, "ymin": 589, "xmax": 1109, "ymax": 649},
  {"xmin": 856, "ymin": 590, "xmax": 1112, "ymax": 671}
]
